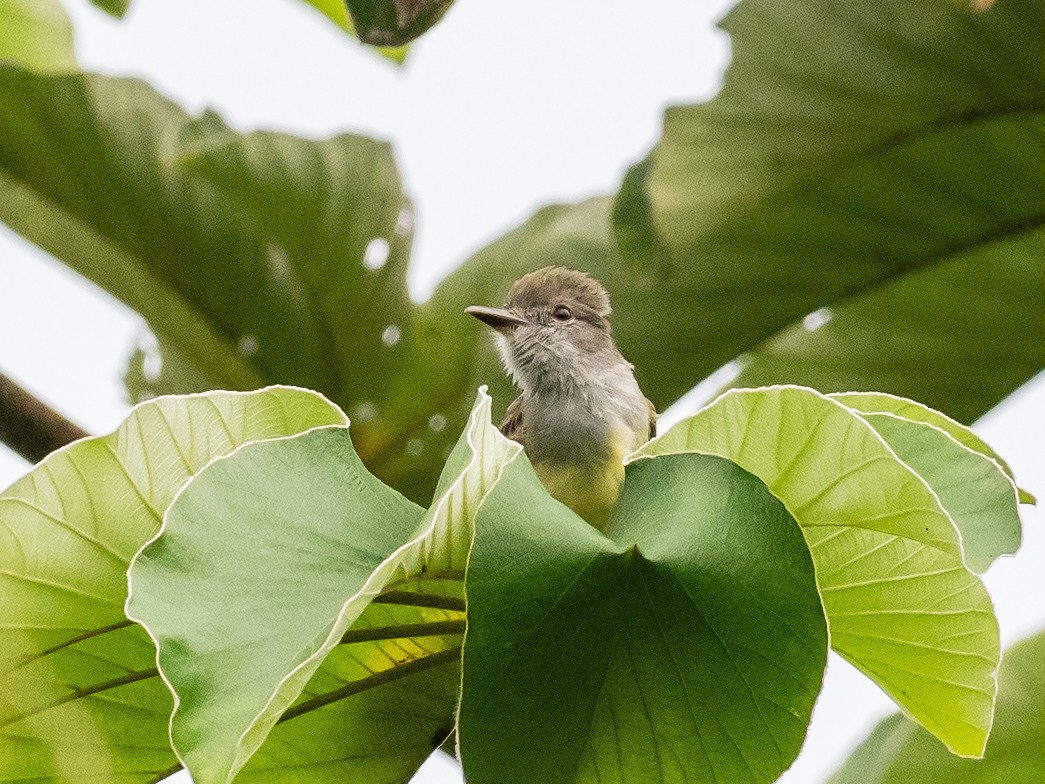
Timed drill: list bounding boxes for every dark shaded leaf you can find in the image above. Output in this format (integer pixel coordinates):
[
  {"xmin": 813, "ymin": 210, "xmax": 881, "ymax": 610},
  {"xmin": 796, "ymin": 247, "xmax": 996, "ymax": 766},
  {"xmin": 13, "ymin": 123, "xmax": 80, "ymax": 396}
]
[{"xmin": 461, "ymin": 450, "xmax": 827, "ymax": 784}]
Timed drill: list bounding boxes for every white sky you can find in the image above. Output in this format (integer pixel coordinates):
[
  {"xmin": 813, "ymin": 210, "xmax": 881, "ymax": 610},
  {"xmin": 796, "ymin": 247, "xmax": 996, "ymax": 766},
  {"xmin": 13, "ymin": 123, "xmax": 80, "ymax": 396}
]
[{"xmin": 0, "ymin": 0, "xmax": 1042, "ymax": 782}]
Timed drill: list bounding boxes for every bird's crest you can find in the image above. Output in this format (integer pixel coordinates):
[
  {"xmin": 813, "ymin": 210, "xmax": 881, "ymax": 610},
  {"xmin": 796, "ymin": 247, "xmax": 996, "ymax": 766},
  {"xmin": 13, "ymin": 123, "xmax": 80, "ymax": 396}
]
[{"xmin": 505, "ymin": 266, "xmax": 612, "ymax": 317}]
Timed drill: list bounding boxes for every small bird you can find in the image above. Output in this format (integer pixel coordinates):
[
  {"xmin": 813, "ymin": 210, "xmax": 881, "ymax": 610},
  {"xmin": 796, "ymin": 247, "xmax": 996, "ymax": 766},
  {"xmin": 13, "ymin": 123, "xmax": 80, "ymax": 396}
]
[{"xmin": 466, "ymin": 267, "xmax": 655, "ymax": 529}]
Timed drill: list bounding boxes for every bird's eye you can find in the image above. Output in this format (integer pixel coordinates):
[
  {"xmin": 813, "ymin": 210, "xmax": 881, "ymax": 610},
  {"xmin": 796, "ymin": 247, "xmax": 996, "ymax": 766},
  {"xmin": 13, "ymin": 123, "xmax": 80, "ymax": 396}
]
[{"xmin": 552, "ymin": 306, "xmax": 573, "ymax": 322}]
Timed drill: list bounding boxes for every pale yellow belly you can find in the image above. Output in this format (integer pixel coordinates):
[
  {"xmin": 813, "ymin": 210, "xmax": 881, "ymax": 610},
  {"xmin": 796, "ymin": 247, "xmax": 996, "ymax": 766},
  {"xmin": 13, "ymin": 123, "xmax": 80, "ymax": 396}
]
[{"xmin": 531, "ymin": 427, "xmax": 636, "ymax": 531}]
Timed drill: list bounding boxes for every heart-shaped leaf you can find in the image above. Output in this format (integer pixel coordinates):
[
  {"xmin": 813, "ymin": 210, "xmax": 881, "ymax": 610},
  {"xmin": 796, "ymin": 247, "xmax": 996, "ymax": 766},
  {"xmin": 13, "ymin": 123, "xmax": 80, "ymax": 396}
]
[
  {"xmin": 460, "ymin": 449, "xmax": 827, "ymax": 784},
  {"xmin": 631, "ymin": 386, "xmax": 1004, "ymax": 756},
  {"xmin": 0, "ymin": 387, "xmax": 345, "ymax": 783}
]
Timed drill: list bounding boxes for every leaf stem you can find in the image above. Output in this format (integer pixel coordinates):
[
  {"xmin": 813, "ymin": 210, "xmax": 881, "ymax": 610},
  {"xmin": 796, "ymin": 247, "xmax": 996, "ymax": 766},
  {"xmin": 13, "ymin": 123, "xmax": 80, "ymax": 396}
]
[
  {"xmin": 0, "ymin": 370, "xmax": 88, "ymax": 463},
  {"xmin": 277, "ymin": 646, "xmax": 461, "ymax": 725},
  {"xmin": 339, "ymin": 619, "xmax": 466, "ymax": 645},
  {"xmin": 372, "ymin": 591, "xmax": 466, "ymax": 612}
]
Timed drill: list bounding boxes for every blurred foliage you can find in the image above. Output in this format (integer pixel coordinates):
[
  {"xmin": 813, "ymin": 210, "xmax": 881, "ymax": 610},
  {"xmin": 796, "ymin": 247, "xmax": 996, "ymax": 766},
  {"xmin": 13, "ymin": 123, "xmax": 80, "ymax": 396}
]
[
  {"xmin": 1, "ymin": 0, "xmax": 1043, "ymax": 503},
  {"xmin": 0, "ymin": 0, "xmax": 75, "ymax": 71},
  {"xmin": 616, "ymin": 0, "xmax": 1045, "ymax": 423},
  {"xmin": 828, "ymin": 630, "xmax": 1045, "ymax": 784},
  {"xmin": 344, "ymin": 0, "xmax": 454, "ymax": 46},
  {"xmin": 302, "ymin": 0, "xmax": 409, "ymax": 62},
  {"xmin": 88, "ymin": 0, "xmax": 409, "ymax": 62},
  {"xmin": 87, "ymin": 0, "xmax": 130, "ymax": 17}
]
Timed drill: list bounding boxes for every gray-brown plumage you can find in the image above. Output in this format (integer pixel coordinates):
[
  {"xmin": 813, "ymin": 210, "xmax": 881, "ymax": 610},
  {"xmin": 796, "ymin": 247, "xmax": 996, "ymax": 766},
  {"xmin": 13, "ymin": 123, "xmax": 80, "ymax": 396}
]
[{"xmin": 465, "ymin": 267, "xmax": 655, "ymax": 528}]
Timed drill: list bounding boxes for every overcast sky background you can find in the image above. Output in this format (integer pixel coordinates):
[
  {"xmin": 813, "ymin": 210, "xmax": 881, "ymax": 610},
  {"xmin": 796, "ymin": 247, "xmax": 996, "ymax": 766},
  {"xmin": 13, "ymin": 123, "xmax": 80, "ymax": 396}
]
[{"xmin": 1, "ymin": 1, "xmax": 1042, "ymax": 782}]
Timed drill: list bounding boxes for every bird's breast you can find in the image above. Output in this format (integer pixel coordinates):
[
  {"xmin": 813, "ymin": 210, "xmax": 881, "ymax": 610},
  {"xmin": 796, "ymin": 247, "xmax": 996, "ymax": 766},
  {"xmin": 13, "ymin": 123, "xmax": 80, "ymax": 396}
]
[{"xmin": 525, "ymin": 396, "xmax": 648, "ymax": 530}]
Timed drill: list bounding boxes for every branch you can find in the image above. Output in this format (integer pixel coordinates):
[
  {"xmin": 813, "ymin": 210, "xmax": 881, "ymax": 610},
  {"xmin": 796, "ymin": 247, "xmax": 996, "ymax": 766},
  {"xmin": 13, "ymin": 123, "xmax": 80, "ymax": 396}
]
[{"xmin": 0, "ymin": 371, "xmax": 89, "ymax": 464}]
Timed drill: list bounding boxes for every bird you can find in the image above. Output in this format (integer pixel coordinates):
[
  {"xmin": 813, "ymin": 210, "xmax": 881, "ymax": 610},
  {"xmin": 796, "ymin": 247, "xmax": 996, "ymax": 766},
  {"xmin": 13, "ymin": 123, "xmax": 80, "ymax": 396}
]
[{"xmin": 465, "ymin": 266, "xmax": 655, "ymax": 530}]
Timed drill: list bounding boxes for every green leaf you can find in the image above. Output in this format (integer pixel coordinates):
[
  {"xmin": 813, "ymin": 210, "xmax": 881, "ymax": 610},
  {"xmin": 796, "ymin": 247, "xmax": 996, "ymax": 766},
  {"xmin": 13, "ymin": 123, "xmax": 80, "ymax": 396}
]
[
  {"xmin": 0, "ymin": 66, "xmax": 444, "ymax": 492},
  {"xmin": 302, "ymin": 0, "xmax": 409, "ymax": 63},
  {"xmin": 175, "ymin": 115, "xmax": 413, "ymax": 420},
  {"xmin": 461, "ymin": 449, "xmax": 827, "ymax": 784},
  {"xmin": 851, "ymin": 411, "xmax": 1021, "ymax": 573},
  {"xmin": 303, "ymin": 0, "xmax": 407, "ymax": 61},
  {"xmin": 127, "ymin": 389, "xmax": 519, "ymax": 783},
  {"xmin": 0, "ymin": 0, "xmax": 75, "ymax": 72},
  {"xmin": 829, "ymin": 392, "xmax": 1035, "ymax": 505},
  {"xmin": 345, "ymin": 0, "xmax": 453, "ymax": 47},
  {"xmin": 88, "ymin": 0, "xmax": 130, "ymax": 17},
  {"xmin": 85, "ymin": 0, "xmax": 408, "ymax": 61},
  {"xmin": 0, "ymin": 387, "xmax": 346, "ymax": 783},
  {"xmin": 630, "ymin": 386, "xmax": 1001, "ymax": 757},
  {"xmin": 129, "ymin": 427, "xmax": 424, "ymax": 783},
  {"xmin": 616, "ymin": 0, "xmax": 1045, "ymax": 422},
  {"xmin": 828, "ymin": 630, "xmax": 1045, "ymax": 784}
]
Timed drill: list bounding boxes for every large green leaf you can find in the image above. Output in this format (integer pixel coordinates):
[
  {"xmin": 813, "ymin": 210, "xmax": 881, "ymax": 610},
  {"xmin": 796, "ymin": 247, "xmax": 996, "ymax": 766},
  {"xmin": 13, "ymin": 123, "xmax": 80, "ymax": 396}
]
[
  {"xmin": 461, "ymin": 449, "xmax": 827, "ymax": 784},
  {"xmin": 828, "ymin": 630, "xmax": 1045, "ymax": 784},
  {"xmin": 173, "ymin": 114, "xmax": 418, "ymax": 468},
  {"xmin": 631, "ymin": 386, "xmax": 1003, "ymax": 756},
  {"xmin": 0, "ymin": 0, "xmax": 75, "ymax": 72},
  {"xmin": 129, "ymin": 427, "xmax": 425, "ymax": 783},
  {"xmin": 0, "ymin": 387, "xmax": 346, "ymax": 783},
  {"xmin": 127, "ymin": 389, "xmax": 519, "ymax": 783},
  {"xmin": 0, "ymin": 66, "xmax": 442, "ymax": 491},
  {"xmin": 614, "ymin": 0, "xmax": 1045, "ymax": 423}
]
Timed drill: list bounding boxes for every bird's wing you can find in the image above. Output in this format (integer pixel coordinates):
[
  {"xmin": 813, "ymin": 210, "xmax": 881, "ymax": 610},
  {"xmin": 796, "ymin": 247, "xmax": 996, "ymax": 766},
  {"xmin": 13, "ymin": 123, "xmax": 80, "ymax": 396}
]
[
  {"xmin": 646, "ymin": 397, "xmax": 658, "ymax": 440},
  {"xmin": 500, "ymin": 395, "xmax": 526, "ymax": 444}
]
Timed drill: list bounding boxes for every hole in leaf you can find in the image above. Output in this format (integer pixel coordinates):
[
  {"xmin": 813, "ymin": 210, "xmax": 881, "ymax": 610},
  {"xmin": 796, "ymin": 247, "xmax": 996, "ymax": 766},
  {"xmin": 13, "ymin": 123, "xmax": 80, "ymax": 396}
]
[
  {"xmin": 802, "ymin": 307, "xmax": 833, "ymax": 332},
  {"xmin": 364, "ymin": 238, "xmax": 390, "ymax": 270},
  {"xmin": 238, "ymin": 335, "xmax": 258, "ymax": 356},
  {"xmin": 136, "ymin": 328, "xmax": 163, "ymax": 383},
  {"xmin": 382, "ymin": 325, "xmax": 402, "ymax": 347},
  {"xmin": 395, "ymin": 207, "xmax": 414, "ymax": 236},
  {"xmin": 352, "ymin": 401, "xmax": 378, "ymax": 423}
]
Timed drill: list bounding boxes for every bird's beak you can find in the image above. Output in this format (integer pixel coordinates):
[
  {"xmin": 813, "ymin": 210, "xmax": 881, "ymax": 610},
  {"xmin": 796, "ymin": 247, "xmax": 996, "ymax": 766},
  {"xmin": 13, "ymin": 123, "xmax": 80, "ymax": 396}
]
[{"xmin": 465, "ymin": 305, "xmax": 528, "ymax": 332}]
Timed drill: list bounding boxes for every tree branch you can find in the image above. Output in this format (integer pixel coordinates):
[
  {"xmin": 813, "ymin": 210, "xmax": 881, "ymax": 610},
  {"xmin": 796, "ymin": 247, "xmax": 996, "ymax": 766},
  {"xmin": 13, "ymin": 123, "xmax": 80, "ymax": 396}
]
[{"xmin": 0, "ymin": 371, "xmax": 89, "ymax": 464}]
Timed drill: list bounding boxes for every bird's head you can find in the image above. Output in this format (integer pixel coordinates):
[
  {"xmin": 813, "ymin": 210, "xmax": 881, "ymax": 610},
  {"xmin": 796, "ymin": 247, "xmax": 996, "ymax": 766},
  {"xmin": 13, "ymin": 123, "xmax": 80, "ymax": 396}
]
[{"xmin": 465, "ymin": 267, "xmax": 619, "ymax": 394}]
